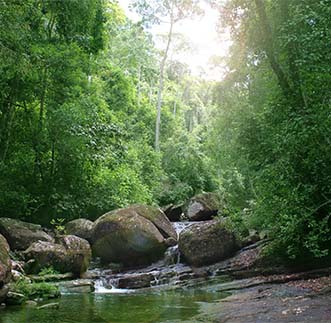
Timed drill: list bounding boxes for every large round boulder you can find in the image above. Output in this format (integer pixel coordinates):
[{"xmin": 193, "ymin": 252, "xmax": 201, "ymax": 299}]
[
  {"xmin": 0, "ymin": 217, "xmax": 54, "ymax": 251},
  {"xmin": 65, "ymin": 218, "xmax": 93, "ymax": 242},
  {"xmin": 178, "ymin": 220, "xmax": 239, "ymax": 266},
  {"xmin": 91, "ymin": 207, "xmax": 167, "ymax": 267},
  {"xmin": 186, "ymin": 193, "xmax": 220, "ymax": 221},
  {"xmin": 0, "ymin": 234, "xmax": 11, "ymax": 302},
  {"xmin": 23, "ymin": 235, "xmax": 91, "ymax": 277},
  {"xmin": 132, "ymin": 205, "xmax": 177, "ymax": 240}
]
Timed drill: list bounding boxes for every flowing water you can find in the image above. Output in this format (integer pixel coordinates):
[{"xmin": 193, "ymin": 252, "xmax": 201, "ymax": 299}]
[{"xmin": 1, "ymin": 222, "xmax": 230, "ymax": 323}]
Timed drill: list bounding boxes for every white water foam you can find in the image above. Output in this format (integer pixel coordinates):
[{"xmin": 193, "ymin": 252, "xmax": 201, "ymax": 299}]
[
  {"xmin": 94, "ymin": 279, "xmax": 133, "ymax": 294},
  {"xmin": 172, "ymin": 221, "xmax": 198, "ymax": 235}
]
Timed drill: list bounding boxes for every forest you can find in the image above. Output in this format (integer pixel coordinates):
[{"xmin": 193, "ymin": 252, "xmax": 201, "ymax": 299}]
[{"xmin": 1, "ymin": 0, "xmax": 330, "ymax": 266}]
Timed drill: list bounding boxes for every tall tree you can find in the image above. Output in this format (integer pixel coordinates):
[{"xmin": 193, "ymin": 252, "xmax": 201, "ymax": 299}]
[{"xmin": 131, "ymin": 0, "xmax": 203, "ymax": 151}]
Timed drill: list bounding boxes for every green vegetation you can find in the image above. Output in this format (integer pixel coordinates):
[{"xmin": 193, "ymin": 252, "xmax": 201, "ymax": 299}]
[
  {"xmin": 0, "ymin": 0, "xmax": 330, "ymax": 263},
  {"xmin": 208, "ymin": 0, "xmax": 331, "ymax": 259},
  {"xmin": 12, "ymin": 278, "xmax": 60, "ymax": 300},
  {"xmin": 38, "ymin": 266, "xmax": 61, "ymax": 277}
]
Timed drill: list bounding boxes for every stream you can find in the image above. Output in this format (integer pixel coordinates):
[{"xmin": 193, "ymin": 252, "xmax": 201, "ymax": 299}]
[
  {"xmin": 1, "ymin": 222, "xmax": 232, "ymax": 323},
  {"xmin": 1, "ymin": 221, "xmax": 331, "ymax": 322},
  {"xmin": 1, "ymin": 285, "xmax": 230, "ymax": 323}
]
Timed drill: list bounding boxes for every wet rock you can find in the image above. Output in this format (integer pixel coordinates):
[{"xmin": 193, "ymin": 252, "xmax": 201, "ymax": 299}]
[
  {"xmin": 91, "ymin": 208, "xmax": 166, "ymax": 267},
  {"xmin": 0, "ymin": 234, "xmax": 11, "ymax": 303},
  {"xmin": 165, "ymin": 237, "xmax": 177, "ymax": 247},
  {"xmin": 179, "ymin": 220, "xmax": 239, "ymax": 266},
  {"xmin": 162, "ymin": 204, "xmax": 183, "ymax": 222},
  {"xmin": 186, "ymin": 193, "xmax": 220, "ymax": 221},
  {"xmin": 65, "ymin": 218, "xmax": 93, "ymax": 242},
  {"xmin": 117, "ymin": 273, "xmax": 154, "ymax": 289},
  {"xmin": 0, "ymin": 218, "xmax": 54, "ymax": 251},
  {"xmin": 58, "ymin": 279, "xmax": 94, "ymax": 293},
  {"xmin": 25, "ymin": 300, "xmax": 37, "ymax": 307},
  {"xmin": 37, "ymin": 302, "xmax": 59, "ymax": 310},
  {"xmin": 23, "ymin": 235, "xmax": 91, "ymax": 277},
  {"xmin": 132, "ymin": 205, "xmax": 177, "ymax": 240}
]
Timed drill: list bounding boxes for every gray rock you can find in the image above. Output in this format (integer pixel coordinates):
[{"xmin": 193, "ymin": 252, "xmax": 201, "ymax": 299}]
[
  {"xmin": 178, "ymin": 220, "xmax": 239, "ymax": 266},
  {"xmin": 58, "ymin": 279, "xmax": 94, "ymax": 294},
  {"xmin": 132, "ymin": 205, "xmax": 177, "ymax": 240},
  {"xmin": 91, "ymin": 207, "xmax": 166, "ymax": 267},
  {"xmin": 186, "ymin": 193, "xmax": 220, "ymax": 221},
  {"xmin": 37, "ymin": 302, "xmax": 59, "ymax": 310},
  {"xmin": 23, "ymin": 235, "xmax": 91, "ymax": 277},
  {"xmin": 0, "ymin": 234, "xmax": 11, "ymax": 303},
  {"xmin": 65, "ymin": 219, "xmax": 93, "ymax": 242},
  {"xmin": 0, "ymin": 218, "xmax": 54, "ymax": 251}
]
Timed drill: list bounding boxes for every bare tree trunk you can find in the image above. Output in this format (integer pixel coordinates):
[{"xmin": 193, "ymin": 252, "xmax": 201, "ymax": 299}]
[
  {"xmin": 155, "ymin": 4, "xmax": 174, "ymax": 151},
  {"xmin": 34, "ymin": 67, "xmax": 47, "ymax": 182},
  {"xmin": 137, "ymin": 65, "xmax": 141, "ymax": 107}
]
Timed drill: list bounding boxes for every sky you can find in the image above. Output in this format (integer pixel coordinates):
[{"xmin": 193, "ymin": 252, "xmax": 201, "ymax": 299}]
[{"xmin": 117, "ymin": 0, "xmax": 232, "ymax": 80}]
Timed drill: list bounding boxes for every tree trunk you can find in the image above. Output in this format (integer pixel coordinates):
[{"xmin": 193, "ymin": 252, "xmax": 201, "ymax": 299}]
[
  {"xmin": 155, "ymin": 4, "xmax": 174, "ymax": 151},
  {"xmin": 34, "ymin": 67, "xmax": 47, "ymax": 181}
]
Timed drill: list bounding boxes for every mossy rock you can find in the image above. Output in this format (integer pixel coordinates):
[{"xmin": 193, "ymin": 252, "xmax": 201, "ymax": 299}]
[
  {"xmin": 91, "ymin": 207, "xmax": 166, "ymax": 267},
  {"xmin": 0, "ymin": 217, "xmax": 54, "ymax": 251},
  {"xmin": 23, "ymin": 235, "xmax": 91, "ymax": 277},
  {"xmin": 178, "ymin": 220, "xmax": 240, "ymax": 266},
  {"xmin": 0, "ymin": 234, "xmax": 11, "ymax": 303},
  {"xmin": 0, "ymin": 234, "xmax": 11, "ymax": 284},
  {"xmin": 186, "ymin": 193, "xmax": 222, "ymax": 221},
  {"xmin": 65, "ymin": 218, "xmax": 94, "ymax": 242},
  {"xmin": 132, "ymin": 205, "xmax": 177, "ymax": 240}
]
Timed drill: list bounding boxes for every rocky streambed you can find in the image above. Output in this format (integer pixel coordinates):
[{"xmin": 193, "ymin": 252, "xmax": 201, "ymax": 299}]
[{"xmin": 0, "ymin": 193, "xmax": 330, "ymax": 322}]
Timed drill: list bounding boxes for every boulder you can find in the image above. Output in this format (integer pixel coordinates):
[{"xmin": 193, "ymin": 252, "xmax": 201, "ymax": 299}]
[
  {"xmin": 186, "ymin": 193, "xmax": 220, "ymax": 221},
  {"xmin": 162, "ymin": 204, "xmax": 183, "ymax": 222},
  {"xmin": 23, "ymin": 235, "xmax": 91, "ymax": 277},
  {"xmin": 0, "ymin": 234, "xmax": 11, "ymax": 303},
  {"xmin": 178, "ymin": 220, "xmax": 239, "ymax": 266},
  {"xmin": 91, "ymin": 207, "xmax": 166, "ymax": 267},
  {"xmin": 132, "ymin": 205, "xmax": 177, "ymax": 240},
  {"xmin": 0, "ymin": 217, "xmax": 54, "ymax": 251},
  {"xmin": 65, "ymin": 218, "xmax": 93, "ymax": 242}
]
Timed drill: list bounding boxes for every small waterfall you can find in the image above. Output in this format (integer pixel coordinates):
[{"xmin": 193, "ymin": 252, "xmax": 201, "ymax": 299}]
[
  {"xmin": 94, "ymin": 276, "xmax": 132, "ymax": 294},
  {"xmin": 92, "ymin": 221, "xmax": 201, "ymax": 293},
  {"xmin": 164, "ymin": 245, "xmax": 180, "ymax": 265},
  {"xmin": 173, "ymin": 221, "xmax": 198, "ymax": 236}
]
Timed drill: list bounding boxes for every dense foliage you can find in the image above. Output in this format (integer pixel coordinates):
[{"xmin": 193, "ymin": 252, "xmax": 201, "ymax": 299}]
[
  {"xmin": 1, "ymin": 0, "xmax": 330, "ymax": 261},
  {"xmin": 0, "ymin": 0, "xmax": 214, "ymax": 224},
  {"xmin": 208, "ymin": 0, "xmax": 331, "ymax": 259}
]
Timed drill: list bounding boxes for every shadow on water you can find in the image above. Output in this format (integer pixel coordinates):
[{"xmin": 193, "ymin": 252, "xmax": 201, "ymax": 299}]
[{"xmin": 0, "ymin": 287, "xmax": 230, "ymax": 323}]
